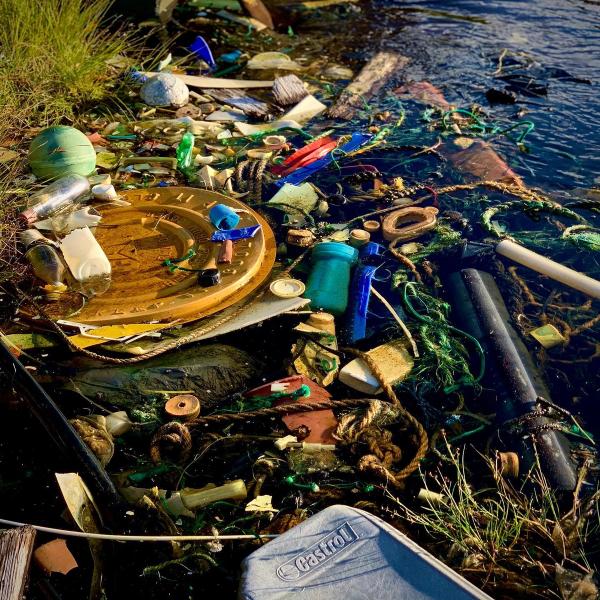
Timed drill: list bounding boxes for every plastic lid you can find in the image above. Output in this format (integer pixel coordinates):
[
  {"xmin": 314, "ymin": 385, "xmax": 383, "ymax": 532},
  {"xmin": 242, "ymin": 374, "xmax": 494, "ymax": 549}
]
[
  {"xmin": 363, "ymin": 220, "xmax": 381, "ymax": 233},
  {"xmin": 349, "ymin": 229, "xmax": 370, "ymax": 247},
  {"xmin": 270, "ymin": 278, "xmax": 306, "ymax": 298},
  {"xmin": 20, "ymin": 208, "xmax": 39, "ymax": 226}
]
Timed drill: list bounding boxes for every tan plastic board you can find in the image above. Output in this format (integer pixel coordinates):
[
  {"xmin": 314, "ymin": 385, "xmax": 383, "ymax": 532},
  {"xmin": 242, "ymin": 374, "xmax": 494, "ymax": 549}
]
[{"xmin": 67, "ymin": 187, "xmax": 276, "ymax": 325}]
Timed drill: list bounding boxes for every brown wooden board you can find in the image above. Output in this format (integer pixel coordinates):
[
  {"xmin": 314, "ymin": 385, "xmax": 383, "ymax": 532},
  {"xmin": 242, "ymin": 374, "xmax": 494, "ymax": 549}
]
[
  {"xmin": 328, "ymin": 52, "xmax": 409, "ymax": 120},
  {"xmin": 0, "ymin": 526, "xmax": 36, "ymax": 600},
  {"xmin": 61, "ymin": 188, "xmax": 276, "ymax": 325}
]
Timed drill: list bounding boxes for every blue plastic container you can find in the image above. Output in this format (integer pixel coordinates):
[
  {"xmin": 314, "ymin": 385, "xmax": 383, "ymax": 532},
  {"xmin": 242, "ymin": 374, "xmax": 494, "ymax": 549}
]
[
  {"xmin": 304, "ymin": 242, "xmax": 358, "ymax": 316},
  {"xmin": 239, "ymin": 504, "xmax": 492, "ymax": 599},
  {"xmin": 209, "ymin": 204, "xmax": 240, "ymax": 230}
]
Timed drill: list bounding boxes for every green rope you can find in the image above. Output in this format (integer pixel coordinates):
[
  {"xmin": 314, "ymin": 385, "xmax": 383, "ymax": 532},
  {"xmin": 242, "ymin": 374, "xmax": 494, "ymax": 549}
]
[{"xmin": 402, "ymin": 282, "xmax": 485, "ymax": 394}]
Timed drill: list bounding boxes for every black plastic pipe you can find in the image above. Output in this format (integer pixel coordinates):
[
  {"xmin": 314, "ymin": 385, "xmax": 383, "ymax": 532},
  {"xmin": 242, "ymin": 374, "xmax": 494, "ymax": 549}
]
[{"xmin": 446, "ymin": 269, "xmax": 577, "ymax": 491}]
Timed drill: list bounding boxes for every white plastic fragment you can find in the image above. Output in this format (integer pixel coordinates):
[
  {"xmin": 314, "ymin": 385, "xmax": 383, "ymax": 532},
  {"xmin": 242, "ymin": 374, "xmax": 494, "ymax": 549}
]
[{"xmin": 60, "ymin": 227, "xmax": 111, "ymax": 281}]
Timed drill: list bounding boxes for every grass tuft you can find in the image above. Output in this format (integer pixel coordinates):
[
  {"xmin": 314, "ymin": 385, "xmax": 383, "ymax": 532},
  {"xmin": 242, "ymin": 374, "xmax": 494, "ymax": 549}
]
[{"xmin": 0, "ymin": 0, "xmax": 132, "ymax": 141}]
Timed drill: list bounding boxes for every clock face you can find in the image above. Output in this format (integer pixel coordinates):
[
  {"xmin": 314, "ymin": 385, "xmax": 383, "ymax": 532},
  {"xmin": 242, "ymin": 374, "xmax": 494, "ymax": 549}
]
[{"xmin": 67, "ymin": 187, "xmax": 276, "ymax": 325}]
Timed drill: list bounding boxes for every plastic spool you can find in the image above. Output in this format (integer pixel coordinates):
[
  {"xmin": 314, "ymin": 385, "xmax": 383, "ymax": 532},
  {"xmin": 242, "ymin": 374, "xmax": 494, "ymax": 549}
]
[
  {"xmin": 306, "ymin": 312, "xmax": 336, "ymax": 335},
  {"xmin": 498, "ymin": 451, "xmax": 519, "ymax": 478},
  {"xmin": 165, "ymin": 394, "xmax": 201, "ymax": 421},
  {"xmin": 363, "ymin": 220, "xmax": 381, "ymax": 234},
  {"xmin": 382, "ymin": 206, "xmax": 439, "ymax": 242},
  {"xmin": 286, "ymin": 229, "xmax": 315, "ymax": 248}
]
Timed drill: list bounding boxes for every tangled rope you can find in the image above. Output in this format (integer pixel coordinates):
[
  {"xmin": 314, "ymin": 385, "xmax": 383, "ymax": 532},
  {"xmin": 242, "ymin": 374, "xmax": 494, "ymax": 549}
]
[
  {"xmin": 234, "ymin": 159, "xmax": 269, "ymax": 202},
  {"xmin": 334, "ymin": 347, "xmax": 429, "ymax": 488},
  {"xmin": 150, "ymin": 421, "xmax": 193, "ymax": 464}
]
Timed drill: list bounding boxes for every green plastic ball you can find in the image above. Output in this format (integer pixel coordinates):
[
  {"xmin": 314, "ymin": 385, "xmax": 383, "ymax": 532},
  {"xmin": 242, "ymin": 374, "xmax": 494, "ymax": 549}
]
[{"xmin": 29, "ymin": 126, "xmax": 96, "ymax": 180}]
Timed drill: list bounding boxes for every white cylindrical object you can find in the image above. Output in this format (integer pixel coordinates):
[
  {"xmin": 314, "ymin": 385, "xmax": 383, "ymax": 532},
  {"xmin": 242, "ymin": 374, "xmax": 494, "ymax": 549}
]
[
  {"xmin": 60, "ymin": 226, "xmax": 111, "ymax": 281},
  {"xmin": 496, "ymin": 239, "xmax": 600, "ymax": 299}
]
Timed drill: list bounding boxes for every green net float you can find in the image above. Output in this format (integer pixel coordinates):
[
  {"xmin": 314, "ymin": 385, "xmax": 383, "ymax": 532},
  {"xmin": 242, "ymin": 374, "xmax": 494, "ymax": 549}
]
[{"xmin": 29, "ymin": 126, "xmax": 96, "ymax": 181}]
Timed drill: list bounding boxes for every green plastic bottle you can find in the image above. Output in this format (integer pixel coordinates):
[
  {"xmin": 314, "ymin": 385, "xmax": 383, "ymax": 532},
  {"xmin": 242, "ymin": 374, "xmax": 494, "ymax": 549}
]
[{"xmin": 176, "ymin": 131, "xmax": 195, "ymax": 171}]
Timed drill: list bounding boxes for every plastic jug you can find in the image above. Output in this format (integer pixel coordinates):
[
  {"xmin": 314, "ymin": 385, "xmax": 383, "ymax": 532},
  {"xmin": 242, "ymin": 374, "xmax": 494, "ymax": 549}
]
[{"xmin": 304, "ymin": 242, "xmax": 358, "ymax": 316}]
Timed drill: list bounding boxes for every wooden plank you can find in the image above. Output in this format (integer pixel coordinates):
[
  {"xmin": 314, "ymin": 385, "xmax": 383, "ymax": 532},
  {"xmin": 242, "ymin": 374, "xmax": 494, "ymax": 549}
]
[
  {"xmin": 203, "ymin": 88, "xmax": 273, "ymax": 119},
  {"xmin": 328, "ymin": 52, "xmax": 409, "ymax": 120},
  {"xmin": 144, "ymin": 72, "xmax": 274, "ymax": 89},
  {"xmin": 0, "ymin": 526, "xmax": 36, "ymax": 600}
]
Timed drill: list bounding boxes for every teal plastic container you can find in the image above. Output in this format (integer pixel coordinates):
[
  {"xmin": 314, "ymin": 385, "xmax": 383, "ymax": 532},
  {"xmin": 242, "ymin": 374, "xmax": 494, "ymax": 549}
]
[{"xmin": 304, "ymin": 242, "xmax": 358, "ymax": 315}]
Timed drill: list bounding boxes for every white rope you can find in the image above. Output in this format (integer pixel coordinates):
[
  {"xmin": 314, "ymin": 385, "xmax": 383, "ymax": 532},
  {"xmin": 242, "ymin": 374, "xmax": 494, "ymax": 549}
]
[{"xmin": 0, "ymin": 518, "xmax": 278, "ymax": 542}]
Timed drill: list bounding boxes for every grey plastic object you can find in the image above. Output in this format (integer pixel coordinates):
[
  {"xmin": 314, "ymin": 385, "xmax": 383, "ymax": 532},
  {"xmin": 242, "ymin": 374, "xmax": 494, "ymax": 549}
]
[{"xmin": 239, "ymin": 504, "xmax": 491, "ymax": 600}]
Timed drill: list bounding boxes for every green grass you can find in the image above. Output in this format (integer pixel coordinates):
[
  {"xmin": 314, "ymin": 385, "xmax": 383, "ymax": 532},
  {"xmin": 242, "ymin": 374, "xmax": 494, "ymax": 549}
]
[
  {"xmin": 0, "ymin": 0, "xmax": 135, "ymax": 276},
  {"xmin": 385, "ymin": 440, "xmax": 599, "ymax": 598},
  {"xmin": 0, "ymin": 0, "xmax": 132, "ymax": 142}
]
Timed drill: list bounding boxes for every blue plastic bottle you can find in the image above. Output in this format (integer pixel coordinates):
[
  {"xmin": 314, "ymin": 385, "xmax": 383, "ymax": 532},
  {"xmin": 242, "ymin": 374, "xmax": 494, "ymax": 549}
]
[{"xmin": 304, "ymin": 242, "xmax": 358, "ymax": 316}]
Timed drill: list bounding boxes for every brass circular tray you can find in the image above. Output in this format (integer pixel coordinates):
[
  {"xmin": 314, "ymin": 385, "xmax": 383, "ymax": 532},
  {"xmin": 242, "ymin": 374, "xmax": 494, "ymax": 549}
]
[{"xmin": 70, "ymin": 187, "xmax": 276, "ymax": 325}]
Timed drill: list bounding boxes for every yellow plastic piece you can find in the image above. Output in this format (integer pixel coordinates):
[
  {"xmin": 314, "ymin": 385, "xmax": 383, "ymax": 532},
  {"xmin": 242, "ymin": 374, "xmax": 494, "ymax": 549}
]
[
  {"xmin": 68, "ymin": 323, "xmax": 174, "ymax": 349},
  {"xmin": 529, "ymin": 324, "xmax": 566, "ymax": 349}
]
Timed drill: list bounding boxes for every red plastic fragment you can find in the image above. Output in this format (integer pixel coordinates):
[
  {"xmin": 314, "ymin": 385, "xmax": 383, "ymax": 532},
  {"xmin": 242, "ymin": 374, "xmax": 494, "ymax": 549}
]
[
  {"xmin": 245, "ymin": 375, "xmax": 337, "ymax": 444},
  {"xmin": 271, "ymin": 137, "xmax": 337, "ymax": 176}
]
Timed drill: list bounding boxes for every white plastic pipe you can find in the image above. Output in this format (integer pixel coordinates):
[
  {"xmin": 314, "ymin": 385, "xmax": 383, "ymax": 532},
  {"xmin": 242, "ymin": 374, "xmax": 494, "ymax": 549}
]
[{"xmin": 496, "ymin": 239, "xmax": 600, "ymax": 300}]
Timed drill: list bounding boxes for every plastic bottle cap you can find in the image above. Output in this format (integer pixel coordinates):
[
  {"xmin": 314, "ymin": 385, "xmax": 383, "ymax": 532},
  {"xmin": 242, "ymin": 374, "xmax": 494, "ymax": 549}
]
[
  {"xmin": 349, "ymin": 229, "xmax": 370, "ymax": 247},
  {"xmin": 269, "ymin": 278, "xmax": 305, "ymax": 298},
  {"xmin": 363, "ymin": 220, "xmax": 381, "ymax": 233},
  {"xmin": 165, "ymin": 394, "xmax": 201, "ymax": 420}
]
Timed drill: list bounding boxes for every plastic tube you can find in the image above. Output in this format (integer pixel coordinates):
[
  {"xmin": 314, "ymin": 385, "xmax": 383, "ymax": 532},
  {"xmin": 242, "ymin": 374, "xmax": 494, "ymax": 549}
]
[
  {"xmin": 449, "ymin": 269, "xmax": 577, "ymax": 491},
  {"xmin": 496, "ymin": 239, "xmax": 600, "ymax": 299}
]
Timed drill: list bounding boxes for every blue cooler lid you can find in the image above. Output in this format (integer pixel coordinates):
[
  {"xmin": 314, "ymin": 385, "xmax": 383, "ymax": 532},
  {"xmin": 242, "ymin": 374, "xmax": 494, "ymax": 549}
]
[{"xmin": 238, "ymin": 504, "xmax": 491, "ymax": 600}]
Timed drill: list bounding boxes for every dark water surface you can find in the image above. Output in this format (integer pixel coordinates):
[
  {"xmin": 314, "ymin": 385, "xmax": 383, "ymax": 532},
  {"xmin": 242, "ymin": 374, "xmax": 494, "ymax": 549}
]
[{"xmin": 374, "ymin": 0, "xmax": 600, "ymax": 191}]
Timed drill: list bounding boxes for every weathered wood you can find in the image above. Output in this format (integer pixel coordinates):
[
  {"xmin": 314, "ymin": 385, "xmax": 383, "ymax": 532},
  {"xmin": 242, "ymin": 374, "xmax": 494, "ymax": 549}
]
[
  {"xmin": 328, "ymin": 52, "xmax": 410, "ymax": 120},
  {"xmin": 0, "ymin": 526, "xmax": 36, "ymax": 600},
  {"xmin": 272, "ymin": 75, "xmax": 308, "ymax": 106},
  {"xmin": 203, "ymin": 88, "xmax": 273, "ymax": 119},
  {"xmin": 239, "ymin": 0, "xmax": 274, "ymax": 29}
]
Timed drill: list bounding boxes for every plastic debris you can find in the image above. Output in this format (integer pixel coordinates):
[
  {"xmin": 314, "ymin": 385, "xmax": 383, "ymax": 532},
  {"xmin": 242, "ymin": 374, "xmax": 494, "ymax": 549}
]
[
  {"xmin": 33, "ymin": 539, "xmax": 78, "ymax": 575},
  {"xmin": 60, "ymin": 226, "xmax": 111, "ymax": 282},
  {"xmin": 247, "ymin": 52, "xmax": 302, "ymax": 71},
  {"xmin": 339, "ymin": 339, "xmax": 414, "ymax": 394}
]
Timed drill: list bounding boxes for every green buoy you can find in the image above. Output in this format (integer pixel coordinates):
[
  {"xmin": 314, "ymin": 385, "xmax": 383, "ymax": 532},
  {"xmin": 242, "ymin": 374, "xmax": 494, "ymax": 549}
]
[{"xmin": 29, "ymin": 126, "xmax": 96, "ymax": 180}]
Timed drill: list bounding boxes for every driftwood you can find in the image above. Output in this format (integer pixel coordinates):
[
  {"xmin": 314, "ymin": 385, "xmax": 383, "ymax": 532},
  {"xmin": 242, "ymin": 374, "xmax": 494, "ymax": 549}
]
[
  {"xmin": 239, "ymin": 0, "xmax": 274, "ymax": 29},
  {"xmin": 0, "ymin": 526, "xmax": 36, "ymax": 600},
  {"xmin": 203, "ymin": 89, "xmax": 273, "ymax": 120},
  {"xmin": 328, "ymin": 51, "xmax": 410, "ymax": 119},
  {"xmin": 273, "ymin": 75, "xmax": 308, "ymax": 106}
]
